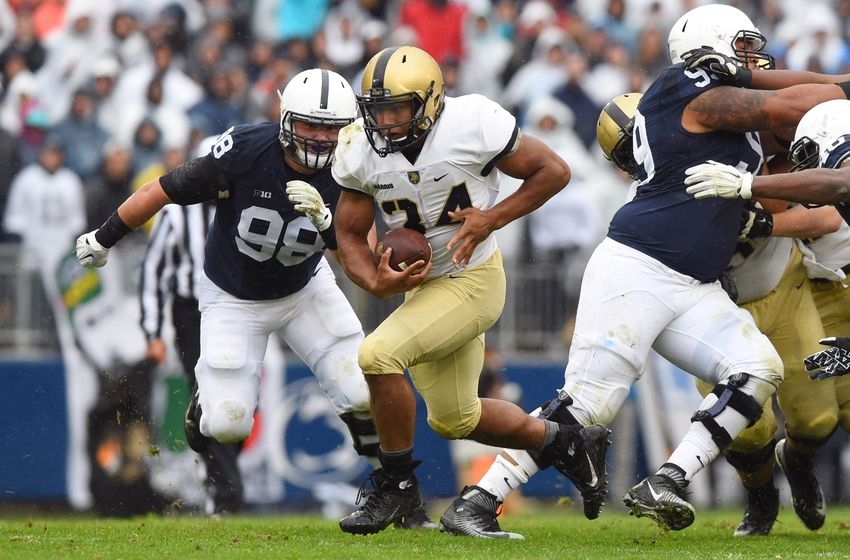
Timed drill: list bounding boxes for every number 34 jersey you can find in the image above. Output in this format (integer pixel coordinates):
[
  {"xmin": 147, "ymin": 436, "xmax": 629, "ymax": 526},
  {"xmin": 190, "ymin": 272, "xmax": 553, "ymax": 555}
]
[
  {"xmin": 332, "ymin": 94, "xmax": 519, "ymax": 277},
  {"xmin": 204, "ymin": 122, "xmax": 340, "ymax": 301}
]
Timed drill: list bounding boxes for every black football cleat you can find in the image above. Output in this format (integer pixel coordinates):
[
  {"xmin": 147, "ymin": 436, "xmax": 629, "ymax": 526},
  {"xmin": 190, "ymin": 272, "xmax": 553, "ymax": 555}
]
[
  {"xmin": 184, "ymin": 387, "xmax": 211, "ymax": 453},
  {"xmin": 339, "ymin": 468, "xmax": 423, "ymax": 535},
  {"xmin": 733, "ymin": 483, "xmax": 779, "ymax": 537},
  {"xmin": 544, "ymin": 423, "xmax": 612, "ymax": 519},
  {"xmin": 775, "ymin": 438, "xmax": 825, "ymax": 531},
  {"xmin": 623, "ymin": 474, "xmax": 695, "ymax": 530},
  {"xmin": 440, "ymin": 485, "xmax": 524, "ymax": 540},
  {"xmin": 393, "ymin": 505, "xmax": 439, "ymax": 530}
]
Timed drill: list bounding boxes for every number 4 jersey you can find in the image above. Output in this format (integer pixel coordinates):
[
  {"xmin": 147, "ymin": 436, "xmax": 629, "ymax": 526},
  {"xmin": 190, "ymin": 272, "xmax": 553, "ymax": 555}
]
[
  {"xmin": 204, "ymin": 122, "xmax": 340, "ymax": 300},
  {"xmin": 332, "ymin": 94, "xmax": 519, "ymax": 277}
]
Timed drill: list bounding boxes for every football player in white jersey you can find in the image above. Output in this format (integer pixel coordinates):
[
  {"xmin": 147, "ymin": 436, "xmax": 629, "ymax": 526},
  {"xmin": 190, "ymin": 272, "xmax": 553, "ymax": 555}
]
[{"xmin": 331, "ymin": 45, "xmax": 612, "ymax": 536}]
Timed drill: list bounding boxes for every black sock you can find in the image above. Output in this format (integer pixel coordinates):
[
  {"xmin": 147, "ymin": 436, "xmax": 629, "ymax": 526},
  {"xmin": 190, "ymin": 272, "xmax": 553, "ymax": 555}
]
[{"xmin": 379, "ymin": 447, "xmax": 417, "ymax": 479}]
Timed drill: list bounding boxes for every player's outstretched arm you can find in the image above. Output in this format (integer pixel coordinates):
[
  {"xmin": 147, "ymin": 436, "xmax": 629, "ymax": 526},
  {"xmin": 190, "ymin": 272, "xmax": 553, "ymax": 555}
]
[
  {"xmin": 76, "ymin": 178, "xmax": 172, "ymax": 268},
  {"xmin": 686, "ymin": 161, "xmax": 850, "ymax": 205},
  {"xmin": 447, "ymin": 134, "xmax": 570, "ymax": 267},
  {"xmin": 683, "ymin": 83, "xmax": 850, "ymax": 134},
  {"xmin": 681, "ymin": 48, "xmax": 850, "ymax": 90}
]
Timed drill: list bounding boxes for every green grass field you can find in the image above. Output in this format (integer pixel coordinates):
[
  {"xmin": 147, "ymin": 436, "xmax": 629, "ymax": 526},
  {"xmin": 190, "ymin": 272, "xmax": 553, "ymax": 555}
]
[{"xmin": 3, "ymin": 507, "xmax": 850, "ymax": 560}]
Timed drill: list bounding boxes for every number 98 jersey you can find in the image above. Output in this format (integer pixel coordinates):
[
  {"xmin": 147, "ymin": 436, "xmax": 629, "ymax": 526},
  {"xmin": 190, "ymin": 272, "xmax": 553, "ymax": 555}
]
[
  {"xmin": 332, "ymin": 94, "xmax": 518, "ymax": 277},
  {"xmin": 204, "ymin": 123, "xmax": 340, "ymax": 300},
  {"xmin": 607, "ymin": 65, "xmax": 764, "ymax": 283}
]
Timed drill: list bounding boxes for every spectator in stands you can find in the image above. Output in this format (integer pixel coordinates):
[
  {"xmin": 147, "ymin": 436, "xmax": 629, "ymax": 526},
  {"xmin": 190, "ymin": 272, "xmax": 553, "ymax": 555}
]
[
  {"xmin": 398, "ymin": 0, "xmax": 467, "ymax": 64},
  {"xmin": 0, "ymin": 10, "xmax": 45, "ymax": 73},
  {"xmin": 459, "ymin": 0, "xmax": 512, "ymax": 100},
  {"xmin": 85, "ymin": 141, "xmax": 133, "ymax": 231},
  {"xmin": 503, "ymin": 26, "xmax": 570, "ymax": 121},
  {"xmin": 2, "ymin": 134, "xmax": 85, "ymax": 271},
  {"xmin": 49, "ymin": 87, "xmax": 110, "ymax": 181},
  {"xmin": 552, "ymin": 52, "xmax": 600, "ymax": 149},
  {"xmin": 594, "ymin": 0, "xmax": 638, "ymax": 54},
  {"xmin": 188, "ymin": 66, "xmax": 244, "ymax": 138}
]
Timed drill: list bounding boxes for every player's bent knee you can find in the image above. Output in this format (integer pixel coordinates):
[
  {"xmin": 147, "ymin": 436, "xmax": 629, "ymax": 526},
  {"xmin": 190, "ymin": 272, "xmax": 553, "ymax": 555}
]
[
  {"xmin": 202, "ymin": 399, "xmax": 253, "ymax": 444},
  {"xmin": 427, "ymin": 415, "xmax": 477, "ymax": 440},
  {"xmin": 358, "ymin": 338, "xmax": 405, "ymax": 375},
  {"xmin": 788, "ymin": 412, "xmax": 839, "ymax": 443}
]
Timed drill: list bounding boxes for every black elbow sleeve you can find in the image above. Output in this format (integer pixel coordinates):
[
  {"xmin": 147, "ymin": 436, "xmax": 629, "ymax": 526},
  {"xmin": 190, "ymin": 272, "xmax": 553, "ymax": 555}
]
[{"xmin": 160, "ymin": 154, "xmax": 229, "ymax": 205}]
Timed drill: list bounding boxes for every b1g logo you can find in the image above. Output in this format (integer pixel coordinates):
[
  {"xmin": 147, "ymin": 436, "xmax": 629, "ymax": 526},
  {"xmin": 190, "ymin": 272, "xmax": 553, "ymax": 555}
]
[{"xmin": 265, "ymin": 377, "xmax": 367, "ymax": 488}]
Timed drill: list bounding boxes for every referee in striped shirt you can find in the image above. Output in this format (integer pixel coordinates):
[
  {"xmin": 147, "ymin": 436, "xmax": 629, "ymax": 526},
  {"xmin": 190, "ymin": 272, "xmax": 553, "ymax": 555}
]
[{"xmin": 139, "ymin": 138, "xmax": 242, "ymax": 515}]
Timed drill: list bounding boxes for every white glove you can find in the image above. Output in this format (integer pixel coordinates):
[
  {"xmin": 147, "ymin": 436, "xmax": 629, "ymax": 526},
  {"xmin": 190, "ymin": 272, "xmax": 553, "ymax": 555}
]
[
  {"xmin": 286, "ymin": 180, "xmax": 332, "ymax": 232},
  {"xmin": 684, "ymin": 160, "xmax": 753, "ymax": 200},
  {"xmin": 75, "ymin": 230, "xmax": 110, "ymax": 268}
]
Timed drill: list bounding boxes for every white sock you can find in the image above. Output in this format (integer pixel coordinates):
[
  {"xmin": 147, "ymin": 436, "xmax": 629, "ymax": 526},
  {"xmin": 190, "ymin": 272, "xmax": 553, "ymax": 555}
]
[
  {"xmin": 668, "ymin": 402, "xmax": 752, "ymax": 480},
  {"xmin": 477, "ymin": 449, "xmax": 540, "ymax": 502}
]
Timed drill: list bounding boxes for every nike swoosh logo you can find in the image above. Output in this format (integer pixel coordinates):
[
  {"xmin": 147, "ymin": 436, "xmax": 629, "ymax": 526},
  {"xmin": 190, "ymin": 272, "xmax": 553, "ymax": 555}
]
[
  {"xmin": 434, "ymin": 173, "xmax": 448, "ymax": 181},
  {"xmin": 647, "ymin": 482, "xmax": 663, "ymax": 501},
  {"xmin": 585, "ymin": 453, "xmax": 598, "ymax": 487},
  {"xmin": 503, "ymin": 477, "xmax": 512, "ymax": 489}
]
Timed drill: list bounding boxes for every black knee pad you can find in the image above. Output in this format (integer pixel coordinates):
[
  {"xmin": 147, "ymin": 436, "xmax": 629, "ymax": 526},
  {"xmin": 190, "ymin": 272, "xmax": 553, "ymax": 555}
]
[{"xmin": 691, "ymin": 373, "xmax": 763, "ymax": 450}]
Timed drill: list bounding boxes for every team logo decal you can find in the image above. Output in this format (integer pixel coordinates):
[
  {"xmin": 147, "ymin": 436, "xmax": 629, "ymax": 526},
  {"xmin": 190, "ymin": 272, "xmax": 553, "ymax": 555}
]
[{"xmin": 407, "ymin": 171, "xmax": 420, "ymax": 184}]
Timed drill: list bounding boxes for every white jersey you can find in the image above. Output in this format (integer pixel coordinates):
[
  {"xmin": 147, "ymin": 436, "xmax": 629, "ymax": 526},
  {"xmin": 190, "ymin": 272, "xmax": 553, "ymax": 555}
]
[
  {"xmin": 333, "ymin": 94, "xmax": 519, "ymax": 277},
  {"xmin": 727, "ymin": 236, "xmax": 793, "ymax": 304},
  {"xmin": 799, "ymin": 221, "xmax": 850, "ymax": 282}
]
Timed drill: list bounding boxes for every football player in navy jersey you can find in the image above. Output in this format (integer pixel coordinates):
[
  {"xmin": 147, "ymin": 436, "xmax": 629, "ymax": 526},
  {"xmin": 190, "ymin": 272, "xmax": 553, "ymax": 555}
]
[
  {"xmin": 442, "ymin": 3, "xmax": 850, "ymax": 537},
  {"xmin": 74, "ymin": 68, "xmax": 436, "ymax": 528}
]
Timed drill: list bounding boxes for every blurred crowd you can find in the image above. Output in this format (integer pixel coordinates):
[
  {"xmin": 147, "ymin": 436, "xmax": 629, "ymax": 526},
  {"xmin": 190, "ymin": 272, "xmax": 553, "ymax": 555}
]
[{"xmin": 1, "ymin": 0, "xmax": 850, "ymax": 335}]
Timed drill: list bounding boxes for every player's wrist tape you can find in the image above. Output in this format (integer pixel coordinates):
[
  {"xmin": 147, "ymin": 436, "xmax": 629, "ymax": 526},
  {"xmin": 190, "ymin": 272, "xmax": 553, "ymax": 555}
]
[
  {"xmin": 95, "ymin": 211, "xmax": 132, "ymax": 248},
  {"xmin": 319, "ymin": 222, "xmax": 338, "ymax": 251},
  {"xmin": 839, "ymin": 81, "xmax": 850, "ymax": 99}
]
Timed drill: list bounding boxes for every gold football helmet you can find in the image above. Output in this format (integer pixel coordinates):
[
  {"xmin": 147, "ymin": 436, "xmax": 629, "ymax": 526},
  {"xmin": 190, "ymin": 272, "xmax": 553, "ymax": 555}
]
[
  {"xmin": 596, "ymin": 92, "xmax": 642, "ymax": 179},
  {"xmin": 358, "ymin": 46, "xmax": 445, "ymax": 157}
]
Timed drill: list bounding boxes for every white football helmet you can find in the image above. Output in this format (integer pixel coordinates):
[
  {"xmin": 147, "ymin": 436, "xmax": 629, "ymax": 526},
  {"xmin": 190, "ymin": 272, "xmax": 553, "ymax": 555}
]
[
  {"xmin": 279, "ymin": 68, "xmax": 357, "ymax": 169},
  {"xmin": 790, "ymin": 100, "xmax": 850, "ymax": 171},
  {"xmin": 668, "ymin": 4, "xmax": 773, "ymax": 69}
]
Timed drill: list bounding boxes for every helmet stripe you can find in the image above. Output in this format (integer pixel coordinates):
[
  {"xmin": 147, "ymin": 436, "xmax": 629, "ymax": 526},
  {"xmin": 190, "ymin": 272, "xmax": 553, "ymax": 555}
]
[
  {"xmin": 371, "ymin": 47, "xmax": 399, "ymax": 91},
  {"xmin": 320, "ymin": 69, "xmax": 329, "ymax": 109},
  {"xmin": 605, "ymin": 102, "xmax": 631, "ymax": 130}
]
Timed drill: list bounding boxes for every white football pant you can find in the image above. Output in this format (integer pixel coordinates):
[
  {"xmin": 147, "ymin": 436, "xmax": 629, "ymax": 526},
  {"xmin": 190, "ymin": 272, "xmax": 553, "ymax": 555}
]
[
  {"xmin": 195, "ymin": 259, "xmax": 370, "ymax": 443},
  {"xmin": 562, "ymin": 238, "xmax": 783, "ymax": 426}
]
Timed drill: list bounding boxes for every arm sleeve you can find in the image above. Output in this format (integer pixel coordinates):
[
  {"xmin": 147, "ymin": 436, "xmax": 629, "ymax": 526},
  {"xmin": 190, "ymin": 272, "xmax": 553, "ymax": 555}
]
[
  {"xmin": 139, "ymin": 212, "xmax": 176, "ymax": 341},
  {"xmin": 160, "ymin": 153, "xmax": 230, "ymax": 205}
]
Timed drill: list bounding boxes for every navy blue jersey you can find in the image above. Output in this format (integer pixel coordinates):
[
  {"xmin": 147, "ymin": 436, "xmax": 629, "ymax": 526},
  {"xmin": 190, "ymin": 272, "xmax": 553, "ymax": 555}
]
[
  {"xmin": 203, "ymin": 123, "xmax": 340, "ymax": 300},
  {"xmin": 608, "ymin": 65, "xmax": 764, "ymax": 282}
]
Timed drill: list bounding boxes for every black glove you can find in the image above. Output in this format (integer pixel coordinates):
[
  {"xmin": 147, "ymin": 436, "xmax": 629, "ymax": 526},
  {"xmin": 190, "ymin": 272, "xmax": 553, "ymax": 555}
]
[
  {"xmin": 739, "ymin": 201, "xmax": 773, "ymax": 240},
  {"xmin": 804, "ymin": 337, "xmax": 850, "ymax": 380},
  {"xmin": 681, "ymin": 47, "xmax": 753, "ymax": 88}
]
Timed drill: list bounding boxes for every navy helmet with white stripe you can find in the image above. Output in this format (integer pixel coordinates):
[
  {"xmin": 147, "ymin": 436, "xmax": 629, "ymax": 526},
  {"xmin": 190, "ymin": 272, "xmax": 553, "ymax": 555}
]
[{"xmin": 278, "ymin": 68, "xmax": 357, "ymax": 169}]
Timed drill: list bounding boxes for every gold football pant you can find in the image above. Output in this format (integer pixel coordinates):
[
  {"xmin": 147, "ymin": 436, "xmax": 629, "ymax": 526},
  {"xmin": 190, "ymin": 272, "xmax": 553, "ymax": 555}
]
[
  {"xmin": 810, "ymin": 278, "xmax": 850, "ymax": 433},
  {"xmin": 697, "ymin": 246, "xmax": 838, "ymax": 453},
  {"xmin": 358, "ymin": 250, "xmax": 506, "ymax": 439}
]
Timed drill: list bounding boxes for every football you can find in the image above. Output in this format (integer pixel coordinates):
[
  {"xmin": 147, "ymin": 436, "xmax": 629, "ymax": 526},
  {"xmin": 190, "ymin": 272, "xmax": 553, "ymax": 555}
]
[{"xmin": 375, "ymin": 228, "xmax": 432, "ymax": 272}]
